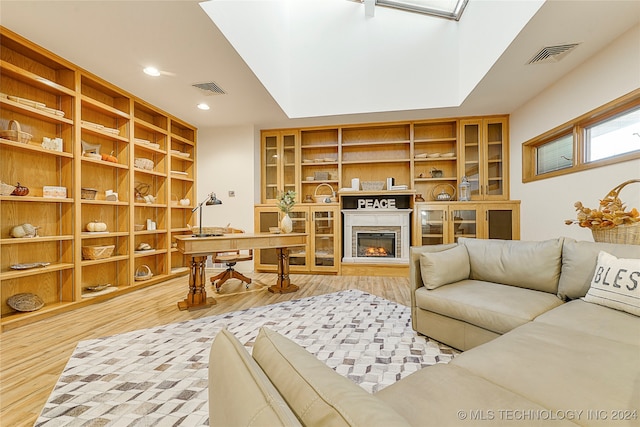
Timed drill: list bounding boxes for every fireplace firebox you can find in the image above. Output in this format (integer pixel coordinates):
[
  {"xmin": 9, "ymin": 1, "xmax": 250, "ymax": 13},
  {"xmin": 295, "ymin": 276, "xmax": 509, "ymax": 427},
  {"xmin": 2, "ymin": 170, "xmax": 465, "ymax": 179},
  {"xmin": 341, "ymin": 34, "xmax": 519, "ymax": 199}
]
[{"xmin": 357, "ymin": 232, "xmax": 396, "ymax": 258}]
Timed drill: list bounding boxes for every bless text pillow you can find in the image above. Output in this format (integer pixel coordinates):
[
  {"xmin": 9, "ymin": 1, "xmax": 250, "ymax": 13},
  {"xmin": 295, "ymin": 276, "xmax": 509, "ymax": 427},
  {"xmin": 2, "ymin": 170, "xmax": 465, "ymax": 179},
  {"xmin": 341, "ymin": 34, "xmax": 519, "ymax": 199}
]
[
  {"xmin": 420, "ymin": 244, "xmax": 470, "ymax": 290},
  {"xmin": 583, "ymin": 251, "xmax": 640, "ymax": 316}
]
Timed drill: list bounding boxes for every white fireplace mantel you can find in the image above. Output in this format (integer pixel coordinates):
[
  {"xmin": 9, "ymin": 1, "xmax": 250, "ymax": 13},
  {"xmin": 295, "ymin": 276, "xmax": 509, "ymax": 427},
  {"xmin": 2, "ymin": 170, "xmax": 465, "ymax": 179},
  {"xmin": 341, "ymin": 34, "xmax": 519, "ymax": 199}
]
[{"xmin": 342, "ymin": 209, "xmax": 412, "ymax": 264}]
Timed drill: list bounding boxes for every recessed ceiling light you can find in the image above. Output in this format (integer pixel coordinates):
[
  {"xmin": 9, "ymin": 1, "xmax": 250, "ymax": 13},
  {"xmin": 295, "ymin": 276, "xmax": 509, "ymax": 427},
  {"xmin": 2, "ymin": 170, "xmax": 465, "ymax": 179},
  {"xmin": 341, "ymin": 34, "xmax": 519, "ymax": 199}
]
[
  {"xmin": 197, "ymin": 103, "xmax": 210, "ymax": 110},
  {"xmin": 143, "ymin": 67, "xmax": 161, "ymax": 77}
]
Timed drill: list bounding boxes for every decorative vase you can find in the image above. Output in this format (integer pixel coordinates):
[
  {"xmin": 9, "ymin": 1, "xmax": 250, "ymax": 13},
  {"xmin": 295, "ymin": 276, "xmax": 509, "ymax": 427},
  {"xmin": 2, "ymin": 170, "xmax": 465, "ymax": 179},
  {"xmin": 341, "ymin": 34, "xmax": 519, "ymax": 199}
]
[{"xmin": 280, "ymin": 213, "xmax": 293, "ymax": 233}]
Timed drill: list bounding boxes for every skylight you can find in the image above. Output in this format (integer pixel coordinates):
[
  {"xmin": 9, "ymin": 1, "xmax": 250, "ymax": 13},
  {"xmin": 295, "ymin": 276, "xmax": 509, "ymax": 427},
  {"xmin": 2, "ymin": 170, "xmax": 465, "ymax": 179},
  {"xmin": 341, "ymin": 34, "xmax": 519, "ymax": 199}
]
[{"xmin": 376, "ymin": 0, "xmax": 468, "ymax": 20}]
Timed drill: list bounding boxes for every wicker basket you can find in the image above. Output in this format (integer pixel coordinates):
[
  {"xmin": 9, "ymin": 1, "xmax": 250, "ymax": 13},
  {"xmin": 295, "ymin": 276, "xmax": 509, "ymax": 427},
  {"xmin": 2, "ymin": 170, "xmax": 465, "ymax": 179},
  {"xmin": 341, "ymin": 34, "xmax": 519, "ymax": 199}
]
[
  {"xmin": 191, "ymin": 226, "xmax": 228, "ymax": 235},
  {"xmin": 313, "ymin": 183, "xmax": 336, "ymax": 203},
  {"xmin": 82, "ymin": 244, "xmax": 115, "ymax": 260},
  {"xmin": 361, "ymin": 181, "xmax": 385, "ymax": 191},
  {"xmin": 592, "ymin": 223, "xmax": 640, "ymax": 245},
  {"xmin": 134, "ymin": 157, "xmax": 154, "ymax": 171},
  {"xmin": 134, "ymin": 264, "xmax": 153, "ymax": 281},
  {"xmin": 590, "ymin": 179, "xmax": 640, "ymax": 245},
  {"xmin": 0, "ymin": 120, "xmax": 32, "ymax": 144},
  {"xmin": 81, "ymin": 187, "xmax": 98, "ymax": 200}
]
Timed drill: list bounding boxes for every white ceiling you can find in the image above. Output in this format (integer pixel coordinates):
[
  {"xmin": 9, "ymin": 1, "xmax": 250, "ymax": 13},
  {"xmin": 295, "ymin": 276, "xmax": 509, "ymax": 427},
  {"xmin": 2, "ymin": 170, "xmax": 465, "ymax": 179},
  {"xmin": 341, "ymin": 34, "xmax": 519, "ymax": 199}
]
[{"xmin": 1, "ymin": 1, "xmax": 639, "ymax": 132}]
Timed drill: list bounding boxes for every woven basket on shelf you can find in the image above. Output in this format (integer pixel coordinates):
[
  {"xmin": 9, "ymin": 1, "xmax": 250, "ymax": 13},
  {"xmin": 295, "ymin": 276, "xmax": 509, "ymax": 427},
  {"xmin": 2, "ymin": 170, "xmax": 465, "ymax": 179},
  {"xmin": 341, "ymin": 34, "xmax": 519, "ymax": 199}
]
[
  {"xmin": 82, "ymin": 244, "xmax": 115, "ymax": 260},
  {"xmin": 81, "ymin": 187, "xmax": 97, "ymax": 200},
  {"xmin": 360, "ymin": 181, "xmax": 385, "ymax": 191},
  {"xmin": 0, "ymin": 120, "xmax": 32, "ymax": 144},
  {"xmin": 134, "ymin": 265, "xmax": 153, "ymax": 281},
  {"xmin": 313, "ymin": 183, "xmax": 336, "ymax": 203},
  {"xmin": 590, "ymin": 179, "xmax": 640, "ymax": 245}
]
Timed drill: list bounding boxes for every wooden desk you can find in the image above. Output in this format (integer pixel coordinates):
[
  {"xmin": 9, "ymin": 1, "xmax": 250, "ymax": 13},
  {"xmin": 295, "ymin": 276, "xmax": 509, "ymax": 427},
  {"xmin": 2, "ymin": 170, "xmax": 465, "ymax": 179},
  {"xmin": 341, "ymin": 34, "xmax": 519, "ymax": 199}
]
[{"xmin": 174, "ymin": 233, "xmax": 307, "ymax": 310}]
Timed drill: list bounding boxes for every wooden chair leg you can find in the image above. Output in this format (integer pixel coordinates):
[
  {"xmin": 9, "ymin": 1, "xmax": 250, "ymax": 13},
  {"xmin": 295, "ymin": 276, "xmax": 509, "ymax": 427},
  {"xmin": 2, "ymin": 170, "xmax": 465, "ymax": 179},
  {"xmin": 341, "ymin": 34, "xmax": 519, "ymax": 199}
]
[
  {"xmin": 210, "ymin": 269, "xmax": 232, "ymax": 292},
  {"xmin": 229, "ymin": 270, "xmax": 252, "ymax": 289},
  {"xmin": 210, "ymin": 267, "xmax": 252, "ymax": 291}
]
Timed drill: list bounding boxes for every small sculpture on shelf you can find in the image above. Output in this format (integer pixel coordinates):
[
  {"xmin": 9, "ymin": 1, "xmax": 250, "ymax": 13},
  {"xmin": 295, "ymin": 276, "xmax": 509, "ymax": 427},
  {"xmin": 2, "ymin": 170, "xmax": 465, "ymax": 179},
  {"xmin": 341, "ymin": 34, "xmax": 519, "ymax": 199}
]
[
  {"xmin": 11, "ymin": 223, "xmax": 39, "ymax": 238},
  {"xmin": 11, "ymin": 182, "xmax": 29, "ymax": 196},
  {"xmin": 86, "ymin": 220, "xmax": 107, "ymax": 233}
]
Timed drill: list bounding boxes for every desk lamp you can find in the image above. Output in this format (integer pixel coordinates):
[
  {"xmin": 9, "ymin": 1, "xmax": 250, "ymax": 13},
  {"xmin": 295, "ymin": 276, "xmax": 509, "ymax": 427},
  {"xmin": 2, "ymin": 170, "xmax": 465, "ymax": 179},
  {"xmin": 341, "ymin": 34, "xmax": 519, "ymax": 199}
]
[{"xmin": 192, "ymin": 192, "xmax": 223, "ymax": 237}]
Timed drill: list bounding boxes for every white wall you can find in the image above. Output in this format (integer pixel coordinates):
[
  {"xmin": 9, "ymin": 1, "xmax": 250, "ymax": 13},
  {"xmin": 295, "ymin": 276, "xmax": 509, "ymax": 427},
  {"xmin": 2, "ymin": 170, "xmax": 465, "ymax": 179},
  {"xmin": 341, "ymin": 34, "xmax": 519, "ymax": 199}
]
[
  {"xmin": 196, "ymin": 125, "xmax": 257, "ymax": 255},
  {"xmin": 510, "ymin": 25, "xmax": 640, "ymax": 242},
  {"xmin": 196, "ymin": 125, "xmax": 258, "ymax": 272}
]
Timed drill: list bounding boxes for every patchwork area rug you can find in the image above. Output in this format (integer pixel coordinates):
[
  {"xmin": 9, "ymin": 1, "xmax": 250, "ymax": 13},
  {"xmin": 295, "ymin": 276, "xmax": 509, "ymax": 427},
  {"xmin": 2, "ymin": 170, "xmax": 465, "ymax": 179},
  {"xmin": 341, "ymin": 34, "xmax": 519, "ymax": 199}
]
[{"xmin": 36, "ymin": 289, "xmax": 457, "ymax": 426}]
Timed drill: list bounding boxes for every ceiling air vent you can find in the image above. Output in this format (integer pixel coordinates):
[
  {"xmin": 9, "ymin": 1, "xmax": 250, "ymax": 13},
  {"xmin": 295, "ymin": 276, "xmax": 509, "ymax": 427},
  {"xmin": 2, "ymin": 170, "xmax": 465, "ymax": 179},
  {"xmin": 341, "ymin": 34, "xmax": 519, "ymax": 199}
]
[
  {"xmin": 527, "ymin": 43, "xmax": 580, "ymax": 65},
  {"xmin": 192, "ymin": 81, "xmax": 227, "ymax": 96}
]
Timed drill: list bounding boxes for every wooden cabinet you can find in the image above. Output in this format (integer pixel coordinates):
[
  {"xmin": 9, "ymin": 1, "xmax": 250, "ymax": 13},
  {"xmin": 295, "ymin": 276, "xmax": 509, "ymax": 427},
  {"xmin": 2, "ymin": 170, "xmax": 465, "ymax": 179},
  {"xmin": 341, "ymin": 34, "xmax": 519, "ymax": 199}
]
[
  {"xmin": 459, "ymin": 117, "xmax": 509, "ymax": 200},
  {"xmin": 413, "ymin": 201, "xmax": 520, "ymax": 245},
  {"xmin": 261, "ymin": 130, "xmax": 298, "ymax": 202},
  {"xmin": 412, "ymin": 119, "xmax": 458, "ymax": 202},
  {"xmin": 300, "ymin": 128, "xmax": 339, "ymax": 202},
  {"xmin": 341, "ymin": 123, "xmax": 411, "ymax": 190},
  {"xmin": 254, "ymin": 204, "xmax": 340, "ymax": 274},
  {"xmin": 132, "ymin": 100, "xmax": 169, "ymax": 285},
  {"xmin": 0, "ymin": 27, "xmax": 196, "ymax": 330},
  {"xmin": 78, "ymin": 75, "xmax": 132, "ymax": 297},
  {"xmin": 260, "ymin": 116, "xmax": 509, "ymax": 204},
  {"xmin": 168, "ymin": 120, "xmax": 196, "ymax": 274},
  {"xmin": 1, "ymin": 29, "xmax": 77, "ymax": 328}
]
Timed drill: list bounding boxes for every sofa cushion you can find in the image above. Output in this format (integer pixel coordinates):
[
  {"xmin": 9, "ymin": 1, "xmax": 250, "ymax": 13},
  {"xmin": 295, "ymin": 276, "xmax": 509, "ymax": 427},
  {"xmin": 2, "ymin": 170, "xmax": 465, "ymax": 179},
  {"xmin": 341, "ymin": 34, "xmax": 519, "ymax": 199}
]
[
  {"xmin": 208, "ymin": 328, "xmax": 302, "ymax": 427},
  {"xmin": 459, "ymin": 237, "xmax": 563, "ymax": 293},
  {"xmin": 583, "ymin": 251, "xmax": 640, "ymax": 316},
  {"xmin": 535, "ymin": 299, "xmax": 640, "ymax": 346},
  {"xmin": 451, "ymin": 321, "xmax": 640, "ymax": 418},
  {"xmin": 419, "ymin": 244, "xmax": 470, "ymax": 289},
  {"xmin": 252, "ymin": 327, "xmax": 410, "ymax": 427},
  {"xmin": 376, "ymin": 363, "xmax": 576, "ymax": 427},
  {"xmin": 415, "ymin": 280, "xmax": 564, "ymax": 335},
  {"xmin": 557, "ymin": 237, "xmax": 640, "ymax": 300}
]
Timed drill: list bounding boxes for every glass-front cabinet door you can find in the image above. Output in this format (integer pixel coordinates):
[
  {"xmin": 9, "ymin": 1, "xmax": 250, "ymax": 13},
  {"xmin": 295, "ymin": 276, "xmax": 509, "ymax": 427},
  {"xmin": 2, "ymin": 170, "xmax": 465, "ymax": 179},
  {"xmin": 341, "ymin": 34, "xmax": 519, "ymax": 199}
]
[
  {"xmin": 459, "ymin": 118, "xmax": 508, "ymax": 201},
  {"xmin": 254, "ymin": 207, "xmax": 280, "ymax": 271},
  {"xmin": 413, "ymin": 203, "xmax": 481, "ymax": 245},
  {"xmin": 261, "ymin": 130, "xmax": 299, "ymax": 203},
  {"xmin": 485, "ymin": 118, "xmax": 507, "ymax": 200},
  {"xmin": 450, "ymin": 207, "xmax": 478, "ymax": 243},
  {"xmin": 287, "ymin": 208, "xmax": 308, "ymax": 270},
  {"xmin": 282, "ymin": 133, "xmax": 297, "ymax": 197},
  {"xmin": 253, "ymin": 206, "xmax": 308, "ymax": 272},
  {"xmin": 460, "ymin": 121, "xmax": 482, "ymax": 199},
  {"xmin": 310, "ymin": 206, "xmax": 339, "ymax": 272},
  {"xmin": 414, "ymin": 204, "xmax": 449, "ymax": 245},
  {"xmin": 262, "ymin": 133, "xmax": 279, "ymax": 201}
]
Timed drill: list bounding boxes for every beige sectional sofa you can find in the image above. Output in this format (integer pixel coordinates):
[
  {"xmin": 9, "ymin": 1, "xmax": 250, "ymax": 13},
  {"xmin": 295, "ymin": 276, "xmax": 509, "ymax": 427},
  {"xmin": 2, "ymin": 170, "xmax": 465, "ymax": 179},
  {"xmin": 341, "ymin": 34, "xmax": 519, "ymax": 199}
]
[{"xmin": 209, "ymin": 237, "xmax": 640, "ymax": 426}]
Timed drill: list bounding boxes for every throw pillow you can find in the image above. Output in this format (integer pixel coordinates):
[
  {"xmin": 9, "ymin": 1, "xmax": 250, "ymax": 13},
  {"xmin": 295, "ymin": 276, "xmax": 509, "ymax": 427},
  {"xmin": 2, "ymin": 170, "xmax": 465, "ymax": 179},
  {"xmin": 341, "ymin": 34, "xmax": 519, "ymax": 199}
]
[
  {"xmin": 583, "ymin": 251, "xmax": 640, "ymax": 316},
  {"xmin": 419, "ymin": 244, "xmax": 470, "ymax": 290},
  {"xmin": 459, "ymin": 237, "xmax": 563, "ymax": 294}
]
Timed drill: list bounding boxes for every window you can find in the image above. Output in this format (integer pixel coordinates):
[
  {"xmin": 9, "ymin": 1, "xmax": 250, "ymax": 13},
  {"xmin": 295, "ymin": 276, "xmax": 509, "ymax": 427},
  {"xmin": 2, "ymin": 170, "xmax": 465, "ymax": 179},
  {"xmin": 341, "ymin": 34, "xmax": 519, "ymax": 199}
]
[
  {"xmin": 536, "ymin": 134, "xmax": 573, "ymax": 175},
  {"xmin": 376, "ymin": 0, "xmax": 468, "ymax": 20},
  {"xmin": 523, "ymin": 90, "xmax": 640, "ymax": 182},
  {"xmin": 585, "ymin": 107, "xmax": 640, "ymax": 162}
]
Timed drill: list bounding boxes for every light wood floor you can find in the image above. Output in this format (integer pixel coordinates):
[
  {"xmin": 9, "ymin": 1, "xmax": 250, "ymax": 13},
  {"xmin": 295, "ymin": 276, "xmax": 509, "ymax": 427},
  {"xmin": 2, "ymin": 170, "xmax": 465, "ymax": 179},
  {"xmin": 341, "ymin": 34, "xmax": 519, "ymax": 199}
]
[{"xmin": 0, "ymin": 272, "xmax": 410, "ymax": 427}]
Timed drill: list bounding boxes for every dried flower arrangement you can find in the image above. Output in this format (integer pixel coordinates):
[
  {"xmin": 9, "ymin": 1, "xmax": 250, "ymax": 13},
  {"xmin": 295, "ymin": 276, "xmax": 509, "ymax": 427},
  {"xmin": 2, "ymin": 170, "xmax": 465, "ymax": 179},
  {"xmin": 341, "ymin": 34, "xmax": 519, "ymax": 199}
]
[
  {"xmin": 565, "ymin": 179, "xmax": 639, "ymax": 245},
  {"xmin": 276, "ymin": 190, "xmax": 297, "ymax": 214},
  {"xmin": 565, "ymin": 180, "xmax": 639, "ymax": 229}
]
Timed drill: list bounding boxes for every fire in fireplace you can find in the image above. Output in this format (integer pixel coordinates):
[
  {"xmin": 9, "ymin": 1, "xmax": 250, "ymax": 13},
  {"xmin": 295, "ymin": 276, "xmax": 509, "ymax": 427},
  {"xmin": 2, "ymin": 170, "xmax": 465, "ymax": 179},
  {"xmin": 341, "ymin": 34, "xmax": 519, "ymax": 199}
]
[{"xmin": 357, "ymin": 232, "xmax": 396, "ymax": 258}]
